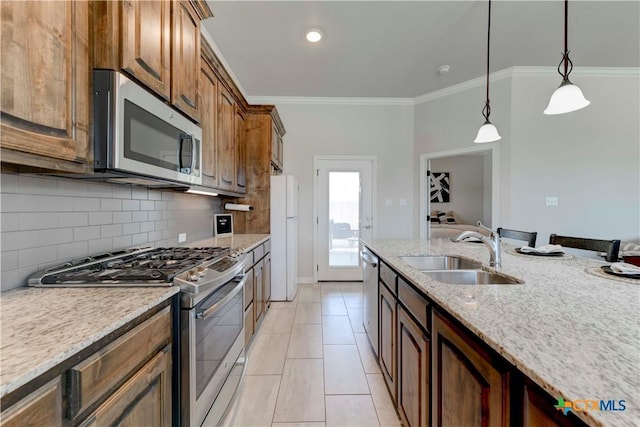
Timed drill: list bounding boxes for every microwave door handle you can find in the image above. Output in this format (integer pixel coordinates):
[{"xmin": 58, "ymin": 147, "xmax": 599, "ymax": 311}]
[
  {"xmin": 178, "ymin": 133, "xmax": 192, "ymax": 173},
  {"xmin": 195, "ymin": 274, "xmax": 247, "ymax": 320}
]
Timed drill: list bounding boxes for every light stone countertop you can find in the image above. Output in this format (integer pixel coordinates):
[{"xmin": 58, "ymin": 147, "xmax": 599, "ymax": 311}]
[
  {"xmin": 0, "ymin": 234, "xmax": 268, "ymax": 400},
  {"xmin": 188, "ymin": 234, "xmax": 270, "ymax": 252},
  {"xmin": 363, "ymin": 238, "xmax": 640, "ymax": 427},
  {"xmin": 0, "ymin": 286, "xmax": 179, "ymax": 398}
]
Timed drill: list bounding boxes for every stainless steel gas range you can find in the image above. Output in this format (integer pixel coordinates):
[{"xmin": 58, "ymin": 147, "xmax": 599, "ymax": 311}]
[{"xmin": 28, "ymin": 246, "xmax": 248, "ymax": 427}]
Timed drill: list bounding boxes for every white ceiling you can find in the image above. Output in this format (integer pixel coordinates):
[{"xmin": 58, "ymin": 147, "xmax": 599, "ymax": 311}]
[{"xmin": 203, "ymin": 1, "xmax": 639, "ymax": 98}]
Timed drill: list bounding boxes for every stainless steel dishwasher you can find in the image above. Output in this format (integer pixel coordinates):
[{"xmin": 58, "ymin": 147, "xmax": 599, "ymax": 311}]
[{"xmin": 360, "ymin": 247, "xmax": 379, "ymax": 356}]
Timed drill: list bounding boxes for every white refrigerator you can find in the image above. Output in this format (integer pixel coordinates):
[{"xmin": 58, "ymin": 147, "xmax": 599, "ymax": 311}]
[{"xmin": 270, "ymin": 175, "xmax": 299, "ymax": 301}]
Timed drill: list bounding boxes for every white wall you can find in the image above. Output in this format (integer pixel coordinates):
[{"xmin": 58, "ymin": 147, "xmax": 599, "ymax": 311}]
[
  {"xmin": 276, "ymin": 103, "xmax": 415, "ymax": 280},
  {"xmin": 413, "ymin": 67, "xmax": 640, "ymax": 248},
  {"xmin": 509, "ymin": 70, "xmax": 640, "ymax": 244},
  {"xmin": 414, "ymin": 75, "xmax": 512, "ymax": 232},
  {"xmin": 430, "ymin": 155, "xmax": 487, "ymax": 225}
]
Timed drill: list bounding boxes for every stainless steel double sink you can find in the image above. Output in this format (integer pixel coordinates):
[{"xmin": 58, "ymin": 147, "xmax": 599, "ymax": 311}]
[{"xmin": 399, "ymin": 255, "xmax": 521, "ymax": 285}]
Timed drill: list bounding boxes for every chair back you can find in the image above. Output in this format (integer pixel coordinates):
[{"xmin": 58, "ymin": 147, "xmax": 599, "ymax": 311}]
[
  {"xmin": 497, "ymin": 227, "xmax": 537, "ymax": 247},
  {"xmin": 548, "ymin": 234, "xmax": 621, "ymax": 262}
]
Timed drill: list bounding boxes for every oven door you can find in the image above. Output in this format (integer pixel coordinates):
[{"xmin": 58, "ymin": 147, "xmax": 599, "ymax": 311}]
[{"xmin": 182, "ymin": 274, "xmax": 246, "ymax": 427}]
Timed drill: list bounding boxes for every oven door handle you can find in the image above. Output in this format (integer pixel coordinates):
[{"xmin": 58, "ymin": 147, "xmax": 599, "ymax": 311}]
[{"xmin": 195, "ymin": 274, "xmax": 247, "ymax": 320}]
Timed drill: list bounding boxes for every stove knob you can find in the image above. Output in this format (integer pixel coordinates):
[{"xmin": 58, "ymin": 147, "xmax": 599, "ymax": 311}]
[
  {"xmin": 188, "ymin": 270, "xmax": 199, "ymax": 282},
  {"xmin": 198, "ymin": 267, "xmax": 207, "ymax": 277}
]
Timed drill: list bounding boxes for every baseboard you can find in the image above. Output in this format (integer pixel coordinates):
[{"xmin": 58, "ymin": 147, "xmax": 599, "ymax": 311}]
[{"xmin": 297, "ymin": 276, "xmax": 315, "ymax": 284}]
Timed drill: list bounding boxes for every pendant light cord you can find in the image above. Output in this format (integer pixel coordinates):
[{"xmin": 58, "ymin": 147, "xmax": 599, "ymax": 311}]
[
  {"xmin": 482, "ymin": 0, "xmax": 492, "ymax": 122},
  {"xmin": 557, "ymin": 0, "xmax": 573, "ymax": 82}
]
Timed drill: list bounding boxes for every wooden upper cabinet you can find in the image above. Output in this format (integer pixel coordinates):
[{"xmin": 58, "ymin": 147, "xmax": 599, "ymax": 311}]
[
  {"xmin": 121, "ymin": 0, "xmax": 171, "ymax": 100},
  {"xmin": 200, "ymin": 63, "xmax": 218, "ymax": 189},
  {"xmin": 1, "ymin": 0, "xmax": 91, "ymax": 172},
  {"xmin": 216, "ymin": 84, "xmax": 236, "ymax": 191},
  {"xmin": 432, "ymin": 311, "xmax": 510, "ymax": 427},
  {"xmin": 171, "ymin": 0, "xmax": 200, "ymax": 122},
  {"xmin": 235, "ymin": 107, "xmax": 247, "ymax": 194}
]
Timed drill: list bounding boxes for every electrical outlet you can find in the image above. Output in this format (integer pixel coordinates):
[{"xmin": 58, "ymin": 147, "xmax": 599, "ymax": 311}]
[
  {"xmin": 545, "ymin": 197, "xmax": 559, "ymax": 207},
  {"xmin": 385, "ymin": 199, "xmax": 393, "ymax": 207},
  {"xmin": 399, "ymin": 198, "xmax": 408, "ymax": 207},
  {"xmin": 178, "ymin": 233, "xmax": 187, "ymax": 243}
]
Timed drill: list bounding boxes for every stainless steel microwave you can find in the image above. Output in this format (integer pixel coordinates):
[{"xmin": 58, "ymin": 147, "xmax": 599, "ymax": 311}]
[{"xmin": 92, "ymin": 70, "xmax": 202, "ymax": 188}]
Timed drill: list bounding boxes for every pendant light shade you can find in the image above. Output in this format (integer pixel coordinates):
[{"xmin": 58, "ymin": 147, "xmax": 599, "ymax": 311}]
[
  {"xmin": 475, "ymin": 0, "xmax": 501, "ymax": 144},
  {"xmin": 544, "ymin": 0, "xmax": 590, "ymax": 115},
  {"xmin": 475, "ymin": 122, "xmax": 501, "ymax": 143}
]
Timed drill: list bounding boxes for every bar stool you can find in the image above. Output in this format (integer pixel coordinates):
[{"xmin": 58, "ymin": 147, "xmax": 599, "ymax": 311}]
[
  {"xmin": 549, "ymin": 234, "xmax": 621, "ymax": 262},
  {"xmin": 497, "ymin": 227, "xmax": 537, "ymax": 247}
]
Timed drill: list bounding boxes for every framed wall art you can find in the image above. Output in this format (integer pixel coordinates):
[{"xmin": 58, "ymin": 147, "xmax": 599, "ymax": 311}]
[{"xmin": 430, "ymin": 172, "xmax": 450, "ymax": 203}]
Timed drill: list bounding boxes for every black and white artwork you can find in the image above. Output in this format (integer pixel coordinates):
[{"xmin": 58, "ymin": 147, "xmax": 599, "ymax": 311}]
[{"xmin": 430, "ymin": 172, "xmax": 450, "ymax": 203}]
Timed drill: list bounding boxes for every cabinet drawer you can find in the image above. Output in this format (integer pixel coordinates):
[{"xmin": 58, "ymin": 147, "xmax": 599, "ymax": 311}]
[
  {"xmin": 398, "ymin": 278, "xmax": 429, "ymax": 333},
  {"xmin": 69, "ymin": 307, "xmax": 171, "ymax": 418},
  {"xmin": 253, "ymin": 244, "xmax": 265, "ymax": 263},
  {"xmin": 264, "ymin": 239, "xmax": 271, "ymax": 254},
  {"xmin": 379, "ymin": 261, "xmax": 397, "ymax": 295},
  {"xmin": 1, "ymin": 378, "xmax": 63, "ymax": 427}
]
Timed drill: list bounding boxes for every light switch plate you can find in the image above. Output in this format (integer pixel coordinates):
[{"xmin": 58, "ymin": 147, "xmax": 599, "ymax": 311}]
[
  {"xmin": 178, "ymin": 233, "xmax": 187, "ymax": 242},
  {"xmin": 545, "ymin": 197, "xmax": 558, "ymax": 206},
  {"xmin": 399, "ymin": 199, "xmax": 408, "ymax": 207},
  {"xmin": 385, "ymin": 199, "xmax": 393, "ymax": 207}
]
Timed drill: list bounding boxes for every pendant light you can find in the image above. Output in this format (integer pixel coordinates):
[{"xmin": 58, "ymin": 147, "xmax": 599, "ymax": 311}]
[
  {"xmin": 544, "ymin": 0, "xmax": 590, "ymax": 115},
  {"xmin": 474, "ymin": 0, "xmax": 501, "ymax": 144}
]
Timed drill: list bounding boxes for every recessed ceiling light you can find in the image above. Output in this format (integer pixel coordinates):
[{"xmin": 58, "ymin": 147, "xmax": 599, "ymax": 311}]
[{"xmin": 305, "ymin": 29, "xmax": 323, "ymax": 43}]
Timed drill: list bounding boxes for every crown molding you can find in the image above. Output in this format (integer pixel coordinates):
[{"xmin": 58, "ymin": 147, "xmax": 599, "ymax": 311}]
[
  {"xmin": 511, "ymin": 66, "xmax": 640, "ymax": 77},
  {"xmin": 200, "ymin": 27, "xmax": 249, "ymax": 101},
  {"xmin": 414, "ymin": 67, "xmax": 514, "ymax": 105},
  {"xmin": 246, "ymin": 96, "xmax": 415, "ymax": 106}
]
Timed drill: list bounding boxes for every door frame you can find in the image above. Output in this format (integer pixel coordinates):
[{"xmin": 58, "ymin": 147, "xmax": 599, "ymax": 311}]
[
  {"xmin": 313, "ymin": 155, "xmax": 378, "ymax": 283},
  {"xmin": 419, "ymin": 145, "xmax": 500, "ymax": 239}
]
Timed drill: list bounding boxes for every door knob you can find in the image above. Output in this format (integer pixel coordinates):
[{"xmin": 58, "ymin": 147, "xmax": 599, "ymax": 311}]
[{"xmin": 362, "ymin": 225, "xmax": 372, "ymax": 230}]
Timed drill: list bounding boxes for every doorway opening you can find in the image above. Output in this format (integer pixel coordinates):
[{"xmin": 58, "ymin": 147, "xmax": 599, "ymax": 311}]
[{"xmin": 420, "ymin": 146, "xmax": 499, "ymax": 239}]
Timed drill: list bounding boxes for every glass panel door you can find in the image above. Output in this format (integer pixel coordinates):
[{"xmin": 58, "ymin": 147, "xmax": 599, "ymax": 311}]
[{"xmin": 328, "ymin": 171, "xmax": 360, "ymax": 267}]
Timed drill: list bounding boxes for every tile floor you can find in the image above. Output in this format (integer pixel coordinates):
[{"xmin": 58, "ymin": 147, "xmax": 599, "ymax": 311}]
[{"xmin": 221, "ymin": 282, "xmax": 402, "ymax": 427}]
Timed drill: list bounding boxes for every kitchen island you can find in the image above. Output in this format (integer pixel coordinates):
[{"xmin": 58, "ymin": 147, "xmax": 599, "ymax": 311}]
[{"xmin": 363, "ymin": 238, "xmax": 639, "ymax": 427}]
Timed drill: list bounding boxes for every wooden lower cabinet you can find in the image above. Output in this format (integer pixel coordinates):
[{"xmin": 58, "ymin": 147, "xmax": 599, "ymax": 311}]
[
  {"xmin": 379, "ymin": 282, "xmax": 397, "ymax": 401},
  {"xmin": 264, "ymin": 254, "xmax": 271, "ymax": 309},
  {"xmin": 253, "ymin": 259, "xmax": 264, "ymax": 325},
  {"xmin": 432, "ymin": 311, "xmax": 509, "ymax": 427},
  {"xmin": 244, "ymin": 303, "xmax": 255, "ymax": 346},
  {"xmin": 522, "ymin": 382, "xmax": 587, "ymax": 427},
  {"xmin": 82, "ymin": 346, "xmax": 172, "ymax": 426},
  {"xmin": 397, "ymin": 308, "xmax": 429, "ymax": 427},
  {"xmin": 0, "ymin": 378, "xmax": 63, "ymax": 427}
]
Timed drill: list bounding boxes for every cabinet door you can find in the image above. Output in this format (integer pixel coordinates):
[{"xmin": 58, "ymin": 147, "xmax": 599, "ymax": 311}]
[
  {"xmin": 397, "ymin": 308, "xmax": 429, "ymax": 427},
  {"xmin": 254, "ymin": 260, "xmax": 264, "ymax": 324},
  {"xmin": 271, "ymin": 125, "xmax": 279, "ymax": 168},
  {"xmin": 171, "ymin": 0, "xmax": 200, "ymax": 122},
  {"xmin": 200, "ymin": 64, "xmax": 218, "ymax": 189},
  {"xmin": 83, "ymin": 346, "xmax": 172, "ymax": 427},
  {"xmin": 0, "ymin": 378, "xmax": 63, "ymax": 427},
  {"xmin": 244, "ymin": 303, "xmax": 254, "ymax": 345},
  {"xmin": 216, "ymin": 84, "xmax": 236, "ymax": 191},
  {"xmin": 432, "ymin": 312, "xmax": 509, "ymax": 427},
  {"xmin": 1, "ymin": 0, "xmax": 90, "ymax": 171},
  {"xmin": 522, "ymin": 383, "xmax": 586, "ymax": 427},
  {"xmin": 235, "ymin": 107, "xmax": 247, "ymax": 194},
  {"xmin": 264, "ymin": 254, "xmax": 271, "ymax": 310},
  {"xmin": 379, "ymin": 283, "xmax": 397, "ymax": 401},
  {"xmin": 121, "ymin": 0, "xmax": 171, "ymax": 100}
]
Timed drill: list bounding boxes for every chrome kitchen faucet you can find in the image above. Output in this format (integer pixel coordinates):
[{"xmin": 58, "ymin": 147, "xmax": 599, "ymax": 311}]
[{"xmin": 451, "ymin": 221, "xmax": 502, "ymax": 268}]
